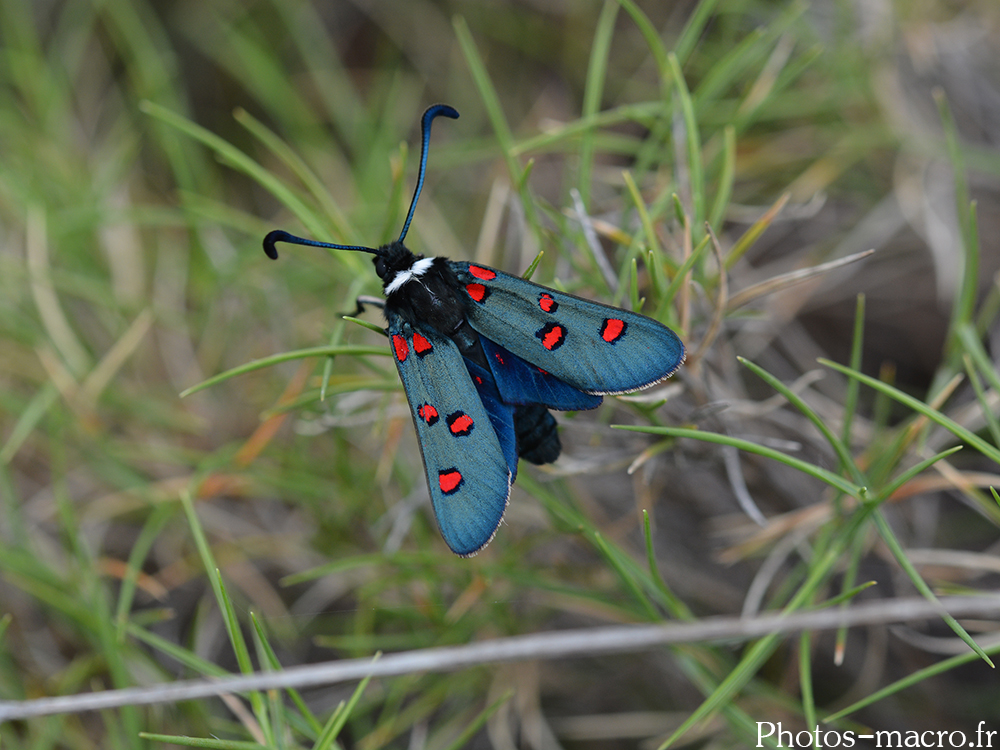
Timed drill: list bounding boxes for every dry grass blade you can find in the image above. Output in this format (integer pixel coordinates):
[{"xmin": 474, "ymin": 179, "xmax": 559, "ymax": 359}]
[
  {"xmin": 570, "ymin": 187, "xmax": 619, "ymax": 293},
  {"xmin": 26, "ymin": 207, "xmax": 91, "ymax": 377},
  {"xmin": 1, "ymin": 595, "xmax": 996, "ymax": 722},
  {"xmin": 727, "ymin": 248, "xmax": 875, "ymax": 310},
  {"xmin": 717, "ymin": 458, "xmax": 1000, "ymax": 564},
  {"xmin": 79, "ymin": 309, "xmax": 154, "ymax": 406}
]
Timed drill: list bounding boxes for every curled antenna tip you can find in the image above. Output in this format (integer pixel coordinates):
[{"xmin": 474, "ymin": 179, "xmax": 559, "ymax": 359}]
[
  {"xmin": 263, "ymin": 230, "xmax": 286, "ymax": 259},
  {"xmin": 426, "ymin": 103, "xmax": 460, "ymax": 121},
  {"xmin": 260, "ymin": 229, "xmax": 379, "ymax": 257}
]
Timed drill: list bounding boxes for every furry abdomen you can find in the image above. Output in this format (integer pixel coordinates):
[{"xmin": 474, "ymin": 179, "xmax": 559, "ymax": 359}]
[{"xmin": 513, "ymin": 404, "xmax": 561, "ymax": 464}]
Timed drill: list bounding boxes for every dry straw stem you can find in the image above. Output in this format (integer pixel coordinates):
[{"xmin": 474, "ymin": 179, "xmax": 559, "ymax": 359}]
[
  {"xmin": 1, "ymin": 595, "xmax": 997, "ymax": 722},
  {"xmin": 726, "ymin": 248, "xmax": 876, "ymax": 311}
]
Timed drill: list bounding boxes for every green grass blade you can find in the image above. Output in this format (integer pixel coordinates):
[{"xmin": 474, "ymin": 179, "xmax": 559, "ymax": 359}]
[
  {"xmin": 247, "ymin": 614, "xmax": 289, "ymax": 746},
  {"xmin": 823, "ymin": 580, "xmax": 878, "ymax": 608},
  {"xmin": 126, "ymin": 622, "xmax": 231, "ymax": 678},
  {"xmin": 672, "ymin": 0, "xmax": 723, "ymax": 65},
  {"xmin": 643, "ymin": 510, "xmax": 693, "ymax": 620},
  {"xmin": 798, "ymin": 631, "xmax": 817, "ymax": 744},
  {"xmin": 180, "ymin": 491, "xmax": 267, "ymax": 726},
  {"xmin": 179, "ymin": 345, "xmax": 387, "ymax": 397},
  {"xmin": 708, "ymin": 125, "xmax": 736, "ymax": 232},
  {"xmin": 453, "ymin": 16, "xmax": 541, "ymax": 239},
  {"xmin": 841, "ymin": 294, "xmax": 866, "ymax": 456},
  {"xmin": 138, "ymin": 735, "xmax": 265, "ymax": 749},
  {"xmin": 590, "ymin": 531, "xmax": 660, "ymax": 621},
  {"xmin": 668, "ymin": 53, "xmax": 704, "ymax": 240},
  {"xmin": 958, "ymin": 322, "xmax": 1000, "ymax": 403},
  {"xmin": 510, "ymin": 102, "xmax": 666, "ymax": 157},
  {"xmin": 313, "ymin": 658, "xmax": 379, "ymax": 749},
  {"xmin": 872, "ymin": 446, "xmax": 962, "ymax": 504},
  {"xmin": 250, "ymin": 611, "xmax": 322, "ymax": 737},
  {"xmin": 577, "ymin": 0, "xmax": 619, "ymax": 208},
  {"xmin": 821, "ymin": 358, "xmax": 1000, "ymax": 465},
  {"xmin": 657, "ymin": 233, "xmax": 711, "ymax": 321},
  {"xmin": 935, "ymin": 90, "xmax": 974, "ymax": 286},
  {"xmin": 657, "ymin": 630, "xmax": 781, "ymax": 748},
  {"xmin": 659, "ymin": 518, "xmax": 880, "ymax": 747},
  {"xmin": 235, "ymin": 107, "xmax": 355, "ymax": 243},
  {"xmin": 724, "ymin": 193, "xmax": 789, "ymax": 270},
  {"xmin": 616, "ymin": 425, "xmax": 861, "ymax": 496},
  {"xmin": 0, "ymin": 382, "xmax": 59, "ymax": 464},
  {"xmin": 739, "ymin": 356, "xmax": 864, "ymax": 486},
  {"xmin": 439, "ymin": 689, "xmax": 514, "ymax": 750},
  {"xmin": 693, "ymin": 27, "xmax": 766, "ymax": 106},
  {"xmin": 871, "ymin": 511, "xmax": 992, "ymax": 666},
  {"xmin": 140, "ymin": 101, "xmax": 331, "ymax": 243},
  {"xmin": 823, "ymin": 638, "xmax": 1000, "ymax": 723},
  {"xmin": 963, "ymin": 355, "xmax": 1000, "ymax": 449},
  {"xmin": 615, "ymin": 0, "xmax": 670, "ymax": 90},
  {"xmin": 114, "ymin": 503, "xmax": 175, "ymax": 641},
  {"xmin": 629, "ymin": 258, "xmax": 642, "ymax": 310}
]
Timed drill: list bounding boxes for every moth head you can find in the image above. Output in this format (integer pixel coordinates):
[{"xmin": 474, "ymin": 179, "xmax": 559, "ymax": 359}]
[{"xmin": 372, "ymin": 242, "xmax": 422, "ymax": 284}]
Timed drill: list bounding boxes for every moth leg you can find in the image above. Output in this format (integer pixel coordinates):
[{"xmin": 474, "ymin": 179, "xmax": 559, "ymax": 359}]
[{"xmin": 342, "ymin": 294, "xmax": 386, "ymax": 317}]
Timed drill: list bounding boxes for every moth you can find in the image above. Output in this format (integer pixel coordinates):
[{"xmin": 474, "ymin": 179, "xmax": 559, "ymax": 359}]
[{"xmin": 264, "ymin": 104, "xmax": 685, "ymax": 556}]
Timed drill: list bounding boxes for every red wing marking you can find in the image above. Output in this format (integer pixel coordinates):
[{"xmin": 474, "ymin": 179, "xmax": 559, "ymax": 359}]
[
  {"xmin": 468, "ymin": 265, "xmax": 497, "ymax": 280},
  {"xmin": 538, "ymin": 293, "xmax": 558, "ymax": 313},
  {"xmin": 417, "ymin": 403, "xmax": 439, "ymax": 425},
  {"xmin": 439, "ymin": 468, "xmax": 463, "ymax": 494},
  {"xmin": 465, "ymin": 282, "xmax": 489, "ymax": 303},
  {"xmin": 446, "ymin": 411, "xmax": 474, "ymax": 436},
  {"xmin": 412, "ymin": 333, "xmax": 433, "ymax": 356},
  {"xmin": 535, "ymin": 322, "xmax": 567, "ymax": 351},
  {"xmin": 392, "ymin": 334, "xmax": 409, "ymax": 362},
  {"xmin": 600, "ymin": 318, "xmax": 627, "ymax": 343}
]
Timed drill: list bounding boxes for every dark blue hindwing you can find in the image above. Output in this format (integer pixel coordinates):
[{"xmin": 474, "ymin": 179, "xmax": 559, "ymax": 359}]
[{"xmin": 479, "ymin": 337, "xmax": 603, "ymax": 411}]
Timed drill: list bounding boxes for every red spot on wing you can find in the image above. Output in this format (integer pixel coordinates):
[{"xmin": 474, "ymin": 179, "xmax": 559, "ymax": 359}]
[
  {"xmin": 465, "ymin": 282, "xmax": 489, "ymax": 303},
  {"xmin": 493, "ymin": 351, "xmax": 506, "ymax": 366},
  {"xmin": 600, "ymin": 318, "xmax": 627, "ymax": 343},
  {"xmin": 535, "ymin": 322, "xmax": 566, "ymax": 351},
  {"xmin": 447, "ymin": 411, "xmax": 474, "ymax": 436},
  {"xmin": 439, "ymin": 468, "xmax": 463, "ymax": 494},
  {"xmin": 538, "ymin": 293, "xmax": 558, "ymax": 313},
  {"xmin": 417, "ymin": 403, "xmax": 439, "ymax": 425},
  {"xmin": 412, "ymin": 333, "xmax": 433, "ymax": 356},
  {"xmin": 468, "ymin": 265, "xmax": 497, "ymax": 280},
  {"xmin": 392, "ymin": 334, "xmax": 409, "ymax": 362}
]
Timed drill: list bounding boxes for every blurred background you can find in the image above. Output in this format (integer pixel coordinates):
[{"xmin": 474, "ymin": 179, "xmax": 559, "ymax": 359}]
[{"xmin": 1, "ymin": 0, "xmax": 999, "ymax": 747}]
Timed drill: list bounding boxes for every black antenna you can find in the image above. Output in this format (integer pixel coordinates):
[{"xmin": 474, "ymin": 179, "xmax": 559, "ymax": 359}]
[{"xmin": 263, "ymin": 104, "xmax": 460, "ymax": 260}]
